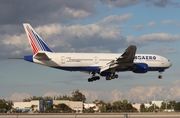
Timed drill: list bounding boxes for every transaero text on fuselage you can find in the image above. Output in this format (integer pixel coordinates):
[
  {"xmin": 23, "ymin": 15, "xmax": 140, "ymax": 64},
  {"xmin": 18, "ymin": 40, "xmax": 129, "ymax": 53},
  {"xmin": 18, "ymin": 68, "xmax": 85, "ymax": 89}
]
[{"xmin": 134, "ymin": 55, "xmax": 156, "ymax": 60}]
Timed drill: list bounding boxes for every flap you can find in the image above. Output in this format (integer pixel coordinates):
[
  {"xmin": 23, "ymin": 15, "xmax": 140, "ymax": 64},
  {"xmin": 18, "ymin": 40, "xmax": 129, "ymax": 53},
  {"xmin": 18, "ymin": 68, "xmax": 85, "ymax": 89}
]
[{"xmin": 100, "ymin": 64, "xmax": 110, "ymax": 73}]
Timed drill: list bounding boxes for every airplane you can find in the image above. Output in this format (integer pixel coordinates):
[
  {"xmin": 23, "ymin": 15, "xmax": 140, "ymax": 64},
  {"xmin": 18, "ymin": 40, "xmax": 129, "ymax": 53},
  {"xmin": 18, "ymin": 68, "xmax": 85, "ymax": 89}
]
[{"xmin": 23, "ymin": 23, "xmax": 172, "ymax": 82}]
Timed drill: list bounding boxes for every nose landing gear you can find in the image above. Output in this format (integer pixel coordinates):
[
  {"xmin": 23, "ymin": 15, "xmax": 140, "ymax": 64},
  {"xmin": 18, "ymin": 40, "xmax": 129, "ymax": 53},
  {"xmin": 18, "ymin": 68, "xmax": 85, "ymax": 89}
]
[
  {"xmin": 158, "ymin": 72, "xmax": 163, "ymax": 79},
  {"xmin": 158, "ymin": 75, "xmax": 162, "ymax": 79}
]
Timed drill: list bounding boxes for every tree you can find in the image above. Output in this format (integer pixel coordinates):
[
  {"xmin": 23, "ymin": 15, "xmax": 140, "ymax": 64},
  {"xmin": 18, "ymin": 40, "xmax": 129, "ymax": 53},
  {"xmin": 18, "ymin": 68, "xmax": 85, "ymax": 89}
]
[
  {"xmin": 71, "ymin": 90, "xmax": 86, "ymax": 102},
  {"xmin": 30, "ymin": 105, "xmax": 36, "ymax": 112},
  {"xmin": 23, "ymin": 98, "xmax": 31, "ymax": 102},
  {"xmin": 45, "ymin": 105, "xmax": 54, "ymax": 112},
  {"xmin": 148, "ymin": 104, "xmax": 159, "ymax": 112},
  {"xmin": 174, "ymin": 102, "xmax": 180, "ymax": 111},
  {"xmin": 140, "ymin": 104, "xmax": 147, "ymax": 112},
  {"xmin": 169, "ymin": 101, "xmax": 176, "ymax": 110},
  {"xmin": 55, "ymin": 103, "xmax": 72, "ymax": 113},
  {"xmin": 43, "ymin": 96, "xmax": 53, "ymax": 100},
  {"xmin": 105, "ymin": 102, "xmax": 112, "ymax": 112},
  {"xmin": 98, "ymin": 100, "xmax": 106, "ymax": 113},
  {"xmin": 0, "ymin": 99, "xmax": 13, "ymax": 113},
  {"xmin": 56, "ymin": 95, "xmax": 71, "ymax": 100},
  {"xmin": 83, "ymin": 107, "xmax": 95, "ymax": 113}
]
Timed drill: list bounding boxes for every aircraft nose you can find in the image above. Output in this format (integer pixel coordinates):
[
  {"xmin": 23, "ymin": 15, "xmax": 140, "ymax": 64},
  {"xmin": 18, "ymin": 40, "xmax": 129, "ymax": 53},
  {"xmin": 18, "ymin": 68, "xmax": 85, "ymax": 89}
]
[{"xmin": 168, "ymin": 59, "xmax": 172, "ymax": 67}]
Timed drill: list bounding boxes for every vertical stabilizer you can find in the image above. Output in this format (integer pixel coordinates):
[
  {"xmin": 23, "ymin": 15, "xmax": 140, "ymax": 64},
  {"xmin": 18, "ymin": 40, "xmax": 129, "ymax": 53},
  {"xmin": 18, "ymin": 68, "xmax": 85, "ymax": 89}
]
[{"xmin": 23, "ymin": 23, "xmax": 53, "ymax": 54}]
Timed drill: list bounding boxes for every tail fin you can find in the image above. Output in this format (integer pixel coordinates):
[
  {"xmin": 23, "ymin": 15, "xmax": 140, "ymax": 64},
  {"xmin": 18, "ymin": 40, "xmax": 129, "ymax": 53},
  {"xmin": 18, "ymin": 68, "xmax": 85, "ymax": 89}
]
[{"xmin": 23, "ymin": 23, "xmax": 53, "ymax": 54}]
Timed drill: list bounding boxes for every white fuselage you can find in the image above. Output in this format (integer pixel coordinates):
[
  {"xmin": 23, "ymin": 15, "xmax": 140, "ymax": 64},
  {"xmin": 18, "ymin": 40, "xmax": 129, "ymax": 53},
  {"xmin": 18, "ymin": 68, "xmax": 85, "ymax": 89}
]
[{"xmin": 32, "ymin": 52, "xmax": 171, "ymax": 72}]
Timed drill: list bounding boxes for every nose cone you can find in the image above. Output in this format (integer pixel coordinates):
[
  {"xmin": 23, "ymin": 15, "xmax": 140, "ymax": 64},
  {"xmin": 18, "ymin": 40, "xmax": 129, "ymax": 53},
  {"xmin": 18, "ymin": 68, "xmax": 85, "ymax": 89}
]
[
  {"xmin": 167, "ymin": 59, "xmax": 172, "ymax": 68},
  {"xmin": 169, "ymin": 61, "xmax": 172, "ymax": 67}
]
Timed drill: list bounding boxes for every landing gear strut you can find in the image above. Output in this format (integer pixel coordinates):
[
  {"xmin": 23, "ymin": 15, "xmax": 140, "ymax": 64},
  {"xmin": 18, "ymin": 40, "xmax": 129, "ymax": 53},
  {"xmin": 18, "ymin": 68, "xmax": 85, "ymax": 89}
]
[
  {"xmin": 88, "ymin": 72, "xmax": 100, "ymax": 82},
  {"xmin": 158, "ymin": 72, "xmax": 163, "ymax": 79}
]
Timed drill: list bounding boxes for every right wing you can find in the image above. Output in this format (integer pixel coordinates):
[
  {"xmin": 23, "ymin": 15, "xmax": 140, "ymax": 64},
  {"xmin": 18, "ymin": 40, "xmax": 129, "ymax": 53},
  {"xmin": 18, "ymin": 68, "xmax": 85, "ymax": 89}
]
[{"xmin": 100, "ymin": 45, "xmax": 136, "ymax": 73}]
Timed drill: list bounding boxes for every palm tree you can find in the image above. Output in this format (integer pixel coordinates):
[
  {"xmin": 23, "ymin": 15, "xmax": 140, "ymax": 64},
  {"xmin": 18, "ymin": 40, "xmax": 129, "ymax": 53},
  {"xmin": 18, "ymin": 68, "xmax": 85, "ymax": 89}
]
[{"xmin": 30, "ymin": 105, "xmax": 36, "ymax": 112}]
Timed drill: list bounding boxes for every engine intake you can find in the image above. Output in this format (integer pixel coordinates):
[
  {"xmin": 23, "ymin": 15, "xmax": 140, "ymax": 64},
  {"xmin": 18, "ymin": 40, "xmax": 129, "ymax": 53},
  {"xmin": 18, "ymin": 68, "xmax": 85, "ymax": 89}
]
[{"xmin": 132, "ymin": 63, "xmax": 149, "ymax": 73}]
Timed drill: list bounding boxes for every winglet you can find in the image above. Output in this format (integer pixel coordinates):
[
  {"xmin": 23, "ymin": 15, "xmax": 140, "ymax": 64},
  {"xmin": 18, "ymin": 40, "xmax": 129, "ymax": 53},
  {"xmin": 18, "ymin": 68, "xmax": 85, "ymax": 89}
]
[{"xmin": 23, "ymin": 23, "xmax": 53, "ymax": 54}]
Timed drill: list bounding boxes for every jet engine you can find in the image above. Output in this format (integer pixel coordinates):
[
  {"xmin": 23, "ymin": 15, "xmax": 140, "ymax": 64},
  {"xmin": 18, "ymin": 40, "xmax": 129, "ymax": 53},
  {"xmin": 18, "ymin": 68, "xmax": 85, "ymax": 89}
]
[{"xmin": 132, "ymin": 63, "xmax": 149, "ymax": 73}]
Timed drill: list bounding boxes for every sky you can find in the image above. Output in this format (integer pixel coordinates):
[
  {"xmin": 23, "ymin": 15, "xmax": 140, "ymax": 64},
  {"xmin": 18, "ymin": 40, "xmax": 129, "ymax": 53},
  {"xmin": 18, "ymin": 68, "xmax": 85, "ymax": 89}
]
[{"xmin": 0, "ymin": 0, "xmax": 180, "ymax": 103}]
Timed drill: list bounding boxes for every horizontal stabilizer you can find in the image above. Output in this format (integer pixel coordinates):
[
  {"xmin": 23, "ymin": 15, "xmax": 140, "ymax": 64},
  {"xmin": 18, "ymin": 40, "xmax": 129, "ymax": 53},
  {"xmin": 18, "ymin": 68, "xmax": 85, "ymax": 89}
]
[
  {"xmin": 8, "ymin": 58, "xmax": 24, "ymax": 60},
  {"xmin": 34, "ymin": 52, "xmax": 51, "ymax": 60}
]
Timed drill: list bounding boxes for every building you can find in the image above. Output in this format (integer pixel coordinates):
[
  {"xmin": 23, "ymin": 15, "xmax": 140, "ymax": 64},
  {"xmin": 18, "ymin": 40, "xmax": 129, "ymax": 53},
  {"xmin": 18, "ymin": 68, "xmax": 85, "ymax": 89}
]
[
  {"xmin": 132, "ymin": 104, "xmax": 141, "ymax": 112},
  {"xmin": 13, "ymin": 100, "xmax": 52, "ymax": 112},
  {"xmin": 53, "ymin": 100, "xmax": 83, "ymax": 112},
  {"xmin": 84, "ymin": 103, "xmax": 99, "ymax": 111},
  {"xmin": 151, "ymin": 100, "xmax": 163, "ymax": 108},
  {"xmin": 13, "ymin": 100, "xmax": 83, "ymax": 112}
]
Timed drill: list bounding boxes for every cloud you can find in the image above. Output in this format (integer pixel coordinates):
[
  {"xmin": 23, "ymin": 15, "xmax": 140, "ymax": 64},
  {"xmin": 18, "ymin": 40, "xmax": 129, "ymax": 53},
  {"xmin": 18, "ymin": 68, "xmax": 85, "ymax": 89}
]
[
  {"xmin": 97, "ymin": 14, "xmax": 133, "ymax": 25},
  {"xmin": 0, "ymin": 19, "xmax": 129, "ymax": 58},
  {"xmin": 147, "ymin": 22, "xmax": 156, "ymax": 26},
  {"xmin": 43, "ymin": 91, "xmax": 62, "ymax": 97},
  {"xmin": 1, "ymin": 19, "xmax": 180, "ymax": 58},
  {"xmin": 64, "ymin": 7, "xmax": 90, "ymax": 18},
  {"xmin": 82, "ymin": 81, "xmax": 180, "ymax": 102},
  {"xmin": 99, "ymin": 0, "xmax": 143, "ymax": 8},
  {"xmin": 151, "ymin": 47, "xmax": 176, "ymax": 54},
  {"xmin": 99, "ymin": 0, "xmax": 180, "ymax": 8},
  {"xmin": 132, "ymin": 25, "xmax": 145, "ymax": 30},
  {"xmin": 127, "ymin": 33, "xmax": 180, "ymax": 47},
  {"xmin": 0, "ymin": 0, "xmax": 95, "ymax": 25},
  {"xmin": 5, "ymin": 80, "xmax": 180, "ymax": 102},
  {"xmin": 161, "ymin": 20, "xmax": 177, "ymax": 25},
  {"xmin": 132, "ymin": 22, "xmax": 156, "ymax": 30},
  {"xmin": 4, "ymin": 92, "xmax": 32, "ymax": 102},
  {"xmin": 147, "ymin": 0, "xmax": 180, "ymax": 8}
]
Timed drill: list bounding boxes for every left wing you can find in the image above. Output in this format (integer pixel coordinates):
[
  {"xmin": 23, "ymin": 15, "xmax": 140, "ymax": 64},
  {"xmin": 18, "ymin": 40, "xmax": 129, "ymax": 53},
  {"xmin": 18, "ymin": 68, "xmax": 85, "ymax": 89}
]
[{"xmin": 100, "ymin": 45, "xmax": 136, "ymax": 73}]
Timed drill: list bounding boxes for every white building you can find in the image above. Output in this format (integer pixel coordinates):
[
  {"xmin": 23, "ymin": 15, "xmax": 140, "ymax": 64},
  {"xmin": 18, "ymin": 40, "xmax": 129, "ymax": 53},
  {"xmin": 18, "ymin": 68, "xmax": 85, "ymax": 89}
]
[
  {"xmin": 14, "ymin": 100, "xmax": 83, "ymax": 112},
  {"xmin": 84, "ymin": 103, "xmax": 99, "ymax": 111},
  {"xmin": 132, "ymin": 104, "xmax": 141, "ymax": 112},
  {"xmin": 13, "ymin": 100, "xmax": 39, "ymax": 111},
  {"xmin": 152, "ymin": 100, "xmax": 163, "ymax": 108},
  {"xmin": 53, "ymin": 100, "xmax": 83, "ymax": 113}
]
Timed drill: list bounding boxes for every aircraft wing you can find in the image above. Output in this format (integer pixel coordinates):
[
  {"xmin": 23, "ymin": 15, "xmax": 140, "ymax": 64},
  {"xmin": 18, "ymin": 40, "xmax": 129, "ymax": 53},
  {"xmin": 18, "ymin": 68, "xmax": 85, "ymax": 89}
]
[{"xmin": 100, "ymin": 45, "xmax": 136, "ymax": 73}]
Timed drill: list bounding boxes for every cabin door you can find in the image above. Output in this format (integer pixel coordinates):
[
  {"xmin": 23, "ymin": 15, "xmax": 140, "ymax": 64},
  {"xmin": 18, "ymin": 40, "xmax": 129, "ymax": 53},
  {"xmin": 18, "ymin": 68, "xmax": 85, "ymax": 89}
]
[{"xmin": 61, "ymin": 56, "xmax": 66, "ymax": 64}]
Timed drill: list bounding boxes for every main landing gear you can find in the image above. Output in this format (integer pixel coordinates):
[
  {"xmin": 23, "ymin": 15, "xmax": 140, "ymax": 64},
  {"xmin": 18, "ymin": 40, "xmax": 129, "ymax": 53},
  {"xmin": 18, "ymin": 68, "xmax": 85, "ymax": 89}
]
[
  {"xmin": 106, "ymin": 73, "xmax": 118, "ymax": 80},
  {"xmin": 88, "ymin": 72, "xmax": 100, "ymax": 82},
  {"xmin": 88, "ymin": 76, "xmax": 100, "ymax": 82},
  {"xmin": 158, "ymin": 72, "xmax": 163, "ymax": 79}
]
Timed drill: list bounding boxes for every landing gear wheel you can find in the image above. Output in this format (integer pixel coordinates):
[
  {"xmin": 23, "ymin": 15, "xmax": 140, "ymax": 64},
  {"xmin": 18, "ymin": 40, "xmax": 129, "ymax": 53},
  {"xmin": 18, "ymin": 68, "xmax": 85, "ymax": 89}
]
[
  {"xmin": 106, "ymin": 76, "xmax": 111, "ymax": 80},
  {"xmin": 88, "ymin": 78, "xmax": 93, "ymax": 82},
  {"xmin": 158, "ymin": 75, "xmax": 162, "ymax": 79},
  {"xmin": 114, "ymin": 74, "xmax": 118, "ymax": 78},
  {"xmin": 87, "ymin": 72, "xmax": 100, "ymax": 82}
]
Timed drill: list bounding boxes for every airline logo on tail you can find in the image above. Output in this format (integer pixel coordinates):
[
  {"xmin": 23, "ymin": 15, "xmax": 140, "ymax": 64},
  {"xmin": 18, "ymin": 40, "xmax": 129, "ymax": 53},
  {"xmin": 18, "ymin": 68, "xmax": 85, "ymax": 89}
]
[{"xmin": 23, "ymin": 24, "xmax": 53, "ymax": 54}]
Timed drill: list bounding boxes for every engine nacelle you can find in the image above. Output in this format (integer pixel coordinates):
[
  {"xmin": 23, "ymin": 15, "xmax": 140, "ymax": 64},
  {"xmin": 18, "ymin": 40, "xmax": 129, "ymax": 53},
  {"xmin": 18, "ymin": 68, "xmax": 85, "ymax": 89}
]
[{"xmin": 132, "ymin": 63, "xmax": 149, "ymax": 73}]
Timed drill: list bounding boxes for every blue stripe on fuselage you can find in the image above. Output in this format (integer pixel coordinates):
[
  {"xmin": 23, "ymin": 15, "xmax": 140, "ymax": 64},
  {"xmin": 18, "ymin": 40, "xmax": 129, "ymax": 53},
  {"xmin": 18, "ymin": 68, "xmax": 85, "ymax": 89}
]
[{"xmin": 52, "ymin": 66, "xmax": 168, "ymax": 72}]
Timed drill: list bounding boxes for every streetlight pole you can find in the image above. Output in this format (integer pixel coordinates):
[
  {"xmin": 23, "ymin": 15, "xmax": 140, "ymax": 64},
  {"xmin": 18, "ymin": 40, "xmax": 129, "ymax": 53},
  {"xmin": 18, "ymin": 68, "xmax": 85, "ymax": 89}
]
[{"xmin": 154, "ymin": 94, "xmax": 156, "ymax": 112}]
